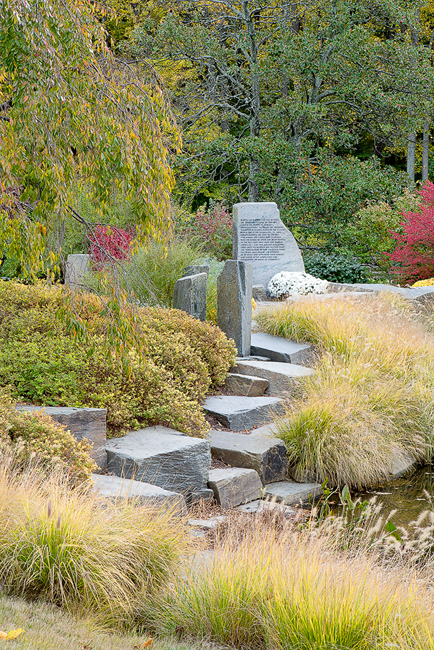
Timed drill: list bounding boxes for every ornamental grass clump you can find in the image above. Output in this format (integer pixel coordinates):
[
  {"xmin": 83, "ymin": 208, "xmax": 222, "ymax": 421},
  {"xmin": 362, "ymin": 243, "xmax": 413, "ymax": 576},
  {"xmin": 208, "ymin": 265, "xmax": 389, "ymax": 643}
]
[
  {"xmin": 149, "ymin": 526, "xmax": 434, "ymax": 650},
  {"xmin": 255, "ymin": 293, "xmax": 434, "ymax": 488},
  {"xmin": 0, "ymin": 457, "xmax": 188, "ymax": 629}
]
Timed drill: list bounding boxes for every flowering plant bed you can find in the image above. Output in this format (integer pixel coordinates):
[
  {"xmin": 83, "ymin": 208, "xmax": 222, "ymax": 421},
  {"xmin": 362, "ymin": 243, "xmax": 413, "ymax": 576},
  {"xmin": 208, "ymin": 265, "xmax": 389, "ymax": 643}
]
[{"xmin": 268, "ymin": 272, "xmax": 328, "ymax": 299}]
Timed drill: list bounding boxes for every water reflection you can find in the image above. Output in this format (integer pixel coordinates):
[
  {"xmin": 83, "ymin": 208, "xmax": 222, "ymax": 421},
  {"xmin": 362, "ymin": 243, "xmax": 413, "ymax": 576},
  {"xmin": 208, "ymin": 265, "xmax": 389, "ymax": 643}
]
[{"xmin": 330, "ymin": 466, "xmax": 434, "ymax": 528}]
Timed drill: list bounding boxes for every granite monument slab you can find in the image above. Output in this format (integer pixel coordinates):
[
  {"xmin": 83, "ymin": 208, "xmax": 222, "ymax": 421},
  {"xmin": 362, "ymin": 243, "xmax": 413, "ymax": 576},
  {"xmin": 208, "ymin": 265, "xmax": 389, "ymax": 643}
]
[{"xmin": 233, "ymin": 202, "xmax": 304, "ymax": 288}]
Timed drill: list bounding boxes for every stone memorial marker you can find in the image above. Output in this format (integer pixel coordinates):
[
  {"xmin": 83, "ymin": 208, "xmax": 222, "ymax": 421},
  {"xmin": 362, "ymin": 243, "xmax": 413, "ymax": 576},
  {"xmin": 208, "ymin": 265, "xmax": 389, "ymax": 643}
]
[
  {"xmin": 217, "ymin": 260, "xmax": 252, "ymax": 357},
  {"xmin": 233, "ymin": 202, "xmax": 304, "ymax": 289},
  {"xmin": 173, "ymin": 272, "xmax": 207, "ymax": 321},
  {"xmin": 65, "ymin": 254, "xmax": 90, "ymax": 291},
  {"xmin": 182, "ymin": 264, "xmax": 210, "ymax": 279}
]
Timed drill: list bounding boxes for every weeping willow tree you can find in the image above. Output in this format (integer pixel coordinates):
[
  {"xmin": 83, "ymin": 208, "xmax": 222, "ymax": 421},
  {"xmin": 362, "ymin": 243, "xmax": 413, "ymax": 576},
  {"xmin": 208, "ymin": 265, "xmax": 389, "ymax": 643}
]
[
  {"xmin": 0, "ymin": 0, "xmax": 181, "ymax": 366},
  {"xmin": 0, "ymin": 0, "xmax": 179, "ymax": 278}
]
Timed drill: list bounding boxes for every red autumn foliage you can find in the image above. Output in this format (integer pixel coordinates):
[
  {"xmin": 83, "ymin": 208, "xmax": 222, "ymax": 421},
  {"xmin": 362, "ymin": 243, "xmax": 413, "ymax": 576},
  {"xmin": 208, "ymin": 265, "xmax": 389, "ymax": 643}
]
[
  {"xmin": 89, "ymin": 225, "xmax": 133, "ymax": 268},
  {"xmin": 388, "ymin": 181, "xmax": 434, "ymax": 282}
]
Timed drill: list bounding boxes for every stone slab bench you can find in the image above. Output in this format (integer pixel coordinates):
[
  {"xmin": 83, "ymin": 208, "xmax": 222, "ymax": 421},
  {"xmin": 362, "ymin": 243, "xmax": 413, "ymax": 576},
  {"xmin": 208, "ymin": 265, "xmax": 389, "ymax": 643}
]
[{"xmin": 16, "ymin": 405, "xmax": 107, "ymax": 470}]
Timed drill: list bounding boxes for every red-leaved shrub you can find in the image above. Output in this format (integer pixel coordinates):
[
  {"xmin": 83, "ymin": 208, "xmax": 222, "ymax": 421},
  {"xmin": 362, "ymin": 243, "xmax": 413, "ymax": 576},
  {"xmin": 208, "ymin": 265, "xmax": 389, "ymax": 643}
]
[
  {"xmin": 89, "ymin": 225, "xmax": 133, "ymax": 268},
  {"xmin": 388, "ymin": 182, "xmax": 434, "ymax": 282},
  {"xmin": 185, "ymin": 203, "xmax": 232, "ymax": 260}
]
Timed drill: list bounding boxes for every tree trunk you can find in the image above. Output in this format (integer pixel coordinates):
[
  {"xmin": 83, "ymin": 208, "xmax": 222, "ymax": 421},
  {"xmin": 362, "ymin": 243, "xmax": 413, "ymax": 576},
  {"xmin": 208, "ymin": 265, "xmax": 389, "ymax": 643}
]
[
  {"xmin": 244, "ymin": 0, "xmax": 261, "ymax": 201},
  {"xmin": 248, "ymin": 157, "xmax": 260, "ymax": 202},
  {"xmin": 407, "ymin": 133, "xmax": 416, "ymax": 182},
  {"xmin": 422, "ymin": 120, "xmax": 430, "ymax": 182}
]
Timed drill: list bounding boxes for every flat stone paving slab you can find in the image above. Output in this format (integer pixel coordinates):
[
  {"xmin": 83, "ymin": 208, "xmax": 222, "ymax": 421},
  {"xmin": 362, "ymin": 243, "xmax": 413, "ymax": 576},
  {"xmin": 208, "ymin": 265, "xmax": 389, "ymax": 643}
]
[
  {"xmin": 209, "ymin": 430, "xmax": 287, "ymax": 484},
  {"xmin": 236, "ymin": 499, "xmax": 296, "ymax": 518},
  {"xmin": 105, "ymin": 425, "xmax": 210, "ymax": 497},
  {"xmin": 91, "ymin": 474, "xmax": 187, "ymax": 515},
  {"xmin": 224, "ymin": 373, "xmax": 269, "ymax": 397},
  {"xmin": 17, "ymin": 405, "xmax": 107, "ymax": 470},
  {"xmin": 251, "ymin": 332, "xmax": 314, "ymax": 366},
  {"xmin": 265, "ymin": 480, "xmax": 323, "ymax": 505},
  {"xmin": 204, "ymin": 395, "xmax": 284, "ymax": 431},
  {"xmin": 232, "ymin": 359, "xmax": 314, "ymax": 396},
  {"xmin": 208, "ymin": 467, "xmax": 262, "ymax": 508}
]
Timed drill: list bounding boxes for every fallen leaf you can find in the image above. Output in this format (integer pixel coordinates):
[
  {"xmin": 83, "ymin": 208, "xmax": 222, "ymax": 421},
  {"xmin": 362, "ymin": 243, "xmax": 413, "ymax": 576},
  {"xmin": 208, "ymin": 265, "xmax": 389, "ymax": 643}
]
[
  {"xmin": 142, "ymin": 639, "xmax": 153, "ymax": 648},
  {"xmin": 0, "ymin": 629, "xmax": 24, "ymax": 641}
]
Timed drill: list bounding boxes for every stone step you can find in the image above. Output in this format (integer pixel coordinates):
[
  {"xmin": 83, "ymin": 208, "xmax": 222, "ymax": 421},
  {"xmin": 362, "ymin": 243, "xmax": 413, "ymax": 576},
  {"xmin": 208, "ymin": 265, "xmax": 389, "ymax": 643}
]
[
  {"xmin": 265, "ymin": 480, "xmax": 323, "ymax": 505},
  {"xmin": 251, "ymin": 332, "xmax": 314, "ymax": 366},
  {"xmin": 224, "ymin": 373, "xmax": 269, "ymax": 397},
  {"xmin": 209, "ymin": 430, "xmax": 287, "ymax": 484},
  {"xmin": 17, "ymin": 405, "xmax": 107, "ymax": 470},
  {"xmin": 204, "ymin": 395, "xmax": 284, "ymax": 431},
  {"xmin": 208, "ymin": 467, "xmax": 262, "ymax": 508},
  {"xmin": 91, "ymin": 474, "xmax": 187, "ymax": 515},
  {"xmin": 236, "ymin": 499, "xmax": 296, "ymax": 518},
  {"xmin": 232, "ymin": 359, "xmax": 314, "ymax": 397},
  {"xmin": 105, "ymin": 425, "xmax": 210, "ymax": 500}
]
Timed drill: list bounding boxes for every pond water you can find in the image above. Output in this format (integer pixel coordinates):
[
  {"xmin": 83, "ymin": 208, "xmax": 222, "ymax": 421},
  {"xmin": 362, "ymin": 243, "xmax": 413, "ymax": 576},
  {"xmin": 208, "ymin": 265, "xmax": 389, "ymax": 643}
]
[{"xmin": 329, "ymin": 466, "xmax": 434, "ymax": 529}]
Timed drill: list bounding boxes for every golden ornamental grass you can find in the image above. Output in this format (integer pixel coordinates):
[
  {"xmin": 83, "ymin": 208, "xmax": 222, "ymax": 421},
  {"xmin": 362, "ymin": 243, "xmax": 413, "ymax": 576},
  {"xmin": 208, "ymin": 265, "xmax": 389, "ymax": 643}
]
[
  {"xmin": 0, "ymin": 457, "xmax": 189, "ymax": 628},
  {"xmin": 151, "ymin": 523, "xmax": 434, "ymax": 650},
  {"xmin": 255, "ymin": 293, "xmax": 434, "ymax": 489}
]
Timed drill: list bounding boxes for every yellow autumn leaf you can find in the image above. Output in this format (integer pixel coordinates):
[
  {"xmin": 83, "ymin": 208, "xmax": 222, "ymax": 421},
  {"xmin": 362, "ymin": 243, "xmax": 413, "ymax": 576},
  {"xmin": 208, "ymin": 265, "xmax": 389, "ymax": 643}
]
[
  {"xmin": 0, "ymin": 629, "xmax": 24, "ymax": 641},
  {"xmin": 142, "ymin": 639, "xmax": 153, "ymax": 648}
]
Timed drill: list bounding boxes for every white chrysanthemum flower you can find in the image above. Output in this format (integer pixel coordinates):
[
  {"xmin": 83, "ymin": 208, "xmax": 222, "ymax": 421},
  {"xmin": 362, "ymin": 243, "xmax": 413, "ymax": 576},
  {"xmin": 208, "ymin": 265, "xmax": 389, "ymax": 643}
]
[{"xmin": 268, "ymin": 271, "xmax": 328, "ymax": 299}]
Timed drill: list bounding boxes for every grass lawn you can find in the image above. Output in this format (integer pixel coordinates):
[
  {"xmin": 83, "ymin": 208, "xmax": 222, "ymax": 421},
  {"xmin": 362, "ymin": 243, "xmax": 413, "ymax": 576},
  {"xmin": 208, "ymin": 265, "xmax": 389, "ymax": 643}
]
[{"xmin": 0, "ymin": 594, "xmax": 218, "ymax": 650}]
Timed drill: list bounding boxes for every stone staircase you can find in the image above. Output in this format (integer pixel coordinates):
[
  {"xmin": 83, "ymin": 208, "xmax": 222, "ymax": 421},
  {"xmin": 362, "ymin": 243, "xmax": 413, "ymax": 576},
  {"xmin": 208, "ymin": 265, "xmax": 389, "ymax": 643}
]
[
  {"xmin": 201, "ymin": 331, "xmax": 322, "ymax": 509},
  {"xmin": 18, "ymin": 330, "xmax": 323, "ymax": 514}
]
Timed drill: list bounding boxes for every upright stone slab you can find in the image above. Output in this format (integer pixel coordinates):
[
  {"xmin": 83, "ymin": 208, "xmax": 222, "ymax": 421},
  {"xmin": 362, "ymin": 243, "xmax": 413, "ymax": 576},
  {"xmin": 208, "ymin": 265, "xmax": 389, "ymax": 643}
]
[
  {"xmin": 217, "ymin": 260, "xmax": 252, "ymax": 357},
  {"xmin": 182, "ymin": 265, "xmax": 210, "ymax": 280},
  {"xmin": 233, "ymin": 202, "xmax": 304, "ymax": 288},
  {"xmin": 16, "ymin": 405, "xmax": 107, "ymax": 470},
  {"xmin": 65, "ymin": 254, "xmax": 90, "ymax": 291},
  {"xmin": 173, "ymin": 272, "xmax": 207, "ymax": 321}
]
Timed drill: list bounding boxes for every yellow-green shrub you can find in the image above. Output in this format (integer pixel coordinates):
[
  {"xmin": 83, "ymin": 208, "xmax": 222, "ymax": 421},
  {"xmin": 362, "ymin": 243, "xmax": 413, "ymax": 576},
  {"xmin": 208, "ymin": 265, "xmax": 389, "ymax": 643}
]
[
  {"xmin": 0, "ymin": 282, "xmax": 236, "ymax": 436},
  {"xmin": 0, "ymin": 390, "xmax": 95, "ymax": 483}
]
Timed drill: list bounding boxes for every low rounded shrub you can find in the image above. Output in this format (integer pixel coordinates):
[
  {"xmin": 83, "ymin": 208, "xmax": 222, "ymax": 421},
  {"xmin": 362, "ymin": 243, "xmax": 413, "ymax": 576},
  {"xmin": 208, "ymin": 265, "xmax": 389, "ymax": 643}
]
[
  {"xmin": 304, "ymin": 252, "xmax": 368, "ymax": 284},
  {"xmin": 0, "ymin": 282, "xmax": 236, "ymax": 436},
  {"xmin": 0, "ymin": 389, "xmax": 95, "ymax": 483}
]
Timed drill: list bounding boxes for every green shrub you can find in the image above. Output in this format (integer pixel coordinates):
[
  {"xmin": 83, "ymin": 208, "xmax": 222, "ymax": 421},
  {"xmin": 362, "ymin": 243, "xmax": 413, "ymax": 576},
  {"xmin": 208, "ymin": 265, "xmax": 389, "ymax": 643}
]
[
  {"xmin": 304, "ymin": 252, "xmax": 368, "ymax": 284},
  {"xmin": 0, "ymin": 460, "xmax": 187, "ymax": 628},
  {"xmin": 0, "ymin": 282, "xmax": 236, "ymax": 436},
  {"xmin": 342, "ymin": 190, "xmax": 420, "ymax": 277},
  {"xmin": 0, "ymin": 390, "xmax": 95, "ymax": 483}
]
